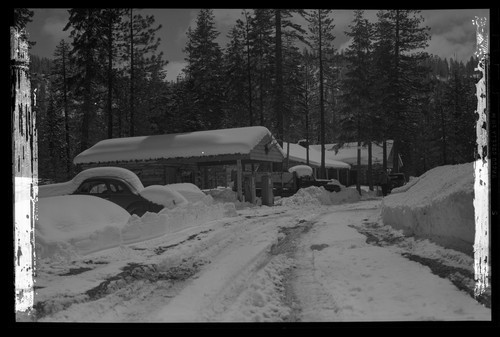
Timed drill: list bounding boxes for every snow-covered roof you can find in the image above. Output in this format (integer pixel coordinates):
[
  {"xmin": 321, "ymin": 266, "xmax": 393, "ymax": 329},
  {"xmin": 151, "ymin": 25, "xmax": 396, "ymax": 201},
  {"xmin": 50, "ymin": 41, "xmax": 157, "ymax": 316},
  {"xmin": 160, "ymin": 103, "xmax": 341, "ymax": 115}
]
[
  {"xmin": 74, "ymin": 126, "xmax": 283, "ymax": 165},
  {"xmin": 310, "ymin": 141, "xmax": 394, "ymax": 166},
  {"xmin": 282, "ymin": 142, "xmax": 351, "ymax": 169}
]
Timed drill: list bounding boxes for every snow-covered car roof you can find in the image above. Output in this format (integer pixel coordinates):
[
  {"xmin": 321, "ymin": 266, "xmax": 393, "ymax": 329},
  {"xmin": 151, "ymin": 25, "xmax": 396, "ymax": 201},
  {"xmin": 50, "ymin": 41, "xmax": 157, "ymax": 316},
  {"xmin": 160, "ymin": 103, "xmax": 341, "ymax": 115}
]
[{"xmin": 39, "ymin": 167, "xmax": 144, "ymax": 198}]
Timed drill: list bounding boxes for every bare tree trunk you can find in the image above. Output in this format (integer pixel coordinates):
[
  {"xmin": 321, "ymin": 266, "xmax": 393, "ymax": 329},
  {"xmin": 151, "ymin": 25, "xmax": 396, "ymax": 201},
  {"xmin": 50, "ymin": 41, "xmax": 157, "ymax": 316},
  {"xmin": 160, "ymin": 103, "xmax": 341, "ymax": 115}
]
[
  {"xmin": 129, "ymin": 8, "xmax": 135, "ymax": 137},
  {"xmin": 61, "ymin": 42, "xmax": 71, "ymax": 178},
  {"xmin": 318, "ymin": 9, "xmax": 326, "ymax": 179},
  {"xmin": 368, "ymin": 140, "xmax": 373, "ymax": 190},
  {"xmin": 244, "ymin": 10, "xmax": 253, "ymax": 126},
  {"xmin": 11, "ymin": 27, "xmax": 37, "ymax": 314},
  {"xmin": 107, "ymin": 12, "xmax": 114, "ymax": 139},
  {"xmin": 383, "ymin": 140, "xmax": 387, "ymax": 172},
  {"xmin": 392, "ymin": 9, "xmax": 401, "ymax": 173},
  {"xmin": 274, "ymin": 9, "xmax": 283, "ymax": 146}
]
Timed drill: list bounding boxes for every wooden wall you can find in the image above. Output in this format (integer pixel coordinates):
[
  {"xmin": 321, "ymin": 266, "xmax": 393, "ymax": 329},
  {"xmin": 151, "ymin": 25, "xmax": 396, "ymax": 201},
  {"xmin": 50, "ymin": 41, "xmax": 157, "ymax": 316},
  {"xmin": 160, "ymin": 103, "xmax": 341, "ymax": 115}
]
[{"xmin": 249, "ymin": 134, "xmax": 285, "ymax": 162}]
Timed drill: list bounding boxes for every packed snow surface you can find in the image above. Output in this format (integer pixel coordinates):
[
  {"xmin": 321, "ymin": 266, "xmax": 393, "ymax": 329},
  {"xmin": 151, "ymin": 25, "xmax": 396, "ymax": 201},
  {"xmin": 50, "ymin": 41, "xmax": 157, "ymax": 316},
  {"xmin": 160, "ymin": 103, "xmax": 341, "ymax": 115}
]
[
  {"xmin": 73, "ymin": 126, "xmax": 283, "ymax": 164},
  {"xmin": 30, "ymin": 199, "xmax": 490, "ymax": 322},
  {"xmin": 382, "ymin": 163, "xmax": 475, "ymax": 254},
  {"xmin": 27, "ymin": 162, "xmax": 490, "ymax": 322},
  {"xmin": 39, "ymin": 167, "xmax": 144, "ymax": 198}
]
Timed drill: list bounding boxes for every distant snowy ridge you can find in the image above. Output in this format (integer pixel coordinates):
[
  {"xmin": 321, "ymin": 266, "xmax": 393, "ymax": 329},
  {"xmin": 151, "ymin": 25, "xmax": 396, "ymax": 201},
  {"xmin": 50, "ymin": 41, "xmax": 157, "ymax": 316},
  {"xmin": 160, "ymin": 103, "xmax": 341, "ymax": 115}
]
[{"xmin": 382, "ymin": 163, "xmax": 475, "ymax": 254}]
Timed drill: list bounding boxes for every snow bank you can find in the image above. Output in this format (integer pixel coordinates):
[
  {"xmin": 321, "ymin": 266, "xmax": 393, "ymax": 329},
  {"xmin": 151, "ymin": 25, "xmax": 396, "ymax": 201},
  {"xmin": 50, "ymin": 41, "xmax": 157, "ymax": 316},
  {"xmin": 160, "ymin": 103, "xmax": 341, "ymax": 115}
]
[
  {"xmin": 36, "ymin": 195, "xmax": 130, "ymax": 260},
  {"xmin": 139, "ymin": 185, "xmax": 188, "ymax": 209},
  {"xmin": 390, "ymin": 175, "xmax": 419, "ymax": 194},
  {"xmin": 121, "ymin": 201, "xmax": 237, "ymax": 245},
  {"xmin": 278, "ymin": 186, "xmax": 361, "ymax": 207},
  {"xmin": 381, "ymin": 163, "xmax": 475, "ymax": 254},
  {"xmin": 167, "ymin": 183, "xmax": 208, "ymax": 204},
  {"xmin": 37, "ymin": 193, "xmax": 238, "ymax": 261},
  {"xmin": 203, "ymin": 187, "xmax": 238, "ymax": 203}
]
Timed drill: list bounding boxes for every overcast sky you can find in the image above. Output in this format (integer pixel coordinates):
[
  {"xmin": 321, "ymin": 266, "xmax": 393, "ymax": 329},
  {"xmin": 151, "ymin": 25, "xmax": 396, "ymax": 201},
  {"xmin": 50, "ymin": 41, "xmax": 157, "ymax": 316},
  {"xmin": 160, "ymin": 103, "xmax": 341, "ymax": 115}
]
[{"xmin": 26, "ymin": 8, "xmax": 490, "ymax": 82}]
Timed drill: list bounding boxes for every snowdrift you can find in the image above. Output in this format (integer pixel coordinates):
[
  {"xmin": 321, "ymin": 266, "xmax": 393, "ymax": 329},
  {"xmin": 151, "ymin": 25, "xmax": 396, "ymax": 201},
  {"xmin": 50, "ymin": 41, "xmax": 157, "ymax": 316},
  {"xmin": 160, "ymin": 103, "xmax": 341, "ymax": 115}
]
[
  {"xmin": 203, "ymin": 187, "xmax": 259, "ymax": 209},
  {"xmin": 381, "ymin": 163, "xmax": 475, "ymax": 254},
  {"xmin": 36, "ymin": 194, "xmax": 238, "ymax": 261},
  {"xmin": 36, "ymin": 195, "xmax": 131, "ymax": 259},
  {"xmin": 167, "ymin": 183, "xmax": 209, "ymax": 204},
  {"xmin": 278, "ymin": 185, "xmax": 362, "ymax": 207},
  {"xmin": 139, "ymin": 185, "xmax": 188, "ymax": 209}
]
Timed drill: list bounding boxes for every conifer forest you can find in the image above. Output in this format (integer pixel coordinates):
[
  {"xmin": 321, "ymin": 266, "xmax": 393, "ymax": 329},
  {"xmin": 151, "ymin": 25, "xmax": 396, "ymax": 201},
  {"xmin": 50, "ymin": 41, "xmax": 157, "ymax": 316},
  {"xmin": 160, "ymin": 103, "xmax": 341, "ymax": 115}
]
[{"xmin": 16, "ymin": 9, "xmax": 481, "ymax": 183}]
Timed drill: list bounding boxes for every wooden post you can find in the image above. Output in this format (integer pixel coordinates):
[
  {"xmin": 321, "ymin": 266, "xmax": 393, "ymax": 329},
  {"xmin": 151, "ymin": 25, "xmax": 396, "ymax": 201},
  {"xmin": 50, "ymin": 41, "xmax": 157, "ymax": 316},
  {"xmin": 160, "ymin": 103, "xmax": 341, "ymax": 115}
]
[
  {"xmin": 236, "ymin": 160, "xmax": 243, "ymax": 201},
  {"xmin": 250, "ymin": 174, "xmax": 256, "ymax": 203},
  {"xmin": 12, "ymin": 27, "xmax": 36, "ymax": 314},
  {"xmin": 203, "ymin": 166, "xmax": 208, "ymax": 189},
  {"xmin": 261, "ymin": 173, "xmax": 274, "ymax": 206}
]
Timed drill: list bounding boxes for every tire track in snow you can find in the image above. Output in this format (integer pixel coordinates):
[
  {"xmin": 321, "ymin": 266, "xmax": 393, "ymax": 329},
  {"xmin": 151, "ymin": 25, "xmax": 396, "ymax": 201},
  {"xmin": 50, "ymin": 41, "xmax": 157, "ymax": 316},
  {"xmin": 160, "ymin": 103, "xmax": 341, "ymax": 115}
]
[
  {"xmin": 34, "ymin": 208, "xmax": 310, "ymax": 322},
  {"xmin": 148, "ymin": 210, "xmax": 323, "ymax": 322}
]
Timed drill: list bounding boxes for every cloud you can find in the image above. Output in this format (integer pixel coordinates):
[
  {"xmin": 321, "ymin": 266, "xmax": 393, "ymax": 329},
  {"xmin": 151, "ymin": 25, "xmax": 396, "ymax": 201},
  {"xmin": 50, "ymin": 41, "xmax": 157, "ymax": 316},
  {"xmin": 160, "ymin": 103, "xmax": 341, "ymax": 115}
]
[
  {"xmin": 213, "ymin": 9, "xmax": 245, "ymax": 27},
  {"xmin": 427, "ymin": 33, "xmax": 475, "ymax": 61},
  {"xmin": 165, "ymin": 61, "xmax": 187, "ymax": 82},
  {"xmin": 42, "ymin": 14, "xmax": 70, "ymax": 44}
]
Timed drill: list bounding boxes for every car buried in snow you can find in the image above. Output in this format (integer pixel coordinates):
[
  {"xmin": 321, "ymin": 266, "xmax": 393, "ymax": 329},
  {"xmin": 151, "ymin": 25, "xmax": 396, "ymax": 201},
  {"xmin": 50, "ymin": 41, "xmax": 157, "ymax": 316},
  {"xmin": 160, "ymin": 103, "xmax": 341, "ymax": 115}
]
[
  {"xmin": 38, "ymin": 167, "xmax": 188, "ymax": 216},
  {"xmin": 71, "ymin": 176, "xmax": 164, "ymax": 216}
]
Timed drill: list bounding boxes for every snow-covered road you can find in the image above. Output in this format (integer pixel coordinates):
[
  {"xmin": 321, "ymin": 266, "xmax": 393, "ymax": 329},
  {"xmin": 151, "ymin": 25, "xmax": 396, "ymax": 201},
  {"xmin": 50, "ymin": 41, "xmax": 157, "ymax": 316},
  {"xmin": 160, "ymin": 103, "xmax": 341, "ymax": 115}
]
[
  {"xmin": 30, "ymin": 199, "xmax": 490, "ymax": 322},
  {"xmin": 288, "ymin": 204, "xmax": 490, "ymax": 321}
]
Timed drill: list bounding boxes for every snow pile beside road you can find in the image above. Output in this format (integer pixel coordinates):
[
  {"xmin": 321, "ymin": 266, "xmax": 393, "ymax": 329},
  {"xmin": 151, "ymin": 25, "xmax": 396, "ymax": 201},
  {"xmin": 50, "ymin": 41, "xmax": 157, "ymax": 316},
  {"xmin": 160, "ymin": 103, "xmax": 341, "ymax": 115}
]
[
  {"xmin": 203, "ymin": 187, "xmax": 258, "ymax": 209},
  {"xmin": 168, "ymin": 183, "xmax": 209, "ymax": 204},
  {"xmin": 122, "ymin": 200, "xmax": 237, "ymax": 245},
  {"xmin": 390, "ymin": 175, "xmax": 419, "ymax": 194},
  {"xmin": 278, "ymin": 186, "xmax": 361, "ymax": 207},
  {"xmin": 204, "ymin": 187, "xmax": 238, "ymax": 203},
  {"xmin": 36, "ymin": 195, "xmax": 238, "ymax": 261},
  {"xmin": 381, "ymin": 163, "xmax": 475, "ymax": 254},
  {"xmin": 139, "ymin": 185, "xmax": 188, "ymax": 209},
  {"xmin": 36, "ymin": 195, "xmax": 130, "ymax": 260}
]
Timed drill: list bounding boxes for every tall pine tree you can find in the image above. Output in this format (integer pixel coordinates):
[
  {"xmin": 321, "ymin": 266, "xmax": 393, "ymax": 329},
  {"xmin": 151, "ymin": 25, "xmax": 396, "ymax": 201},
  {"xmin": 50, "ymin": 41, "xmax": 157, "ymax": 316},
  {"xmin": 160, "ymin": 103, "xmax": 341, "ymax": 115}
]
[
  {"xmin": 373, "ymin": 10, "xmax": 430, "ymax": 174},
  {"xmin": 184, "ymin": 9, "xmax": 224, "ymax": 130},
  {"xmin": 305, "ymin": 9, "xmax": 335, "ymax": 178}
]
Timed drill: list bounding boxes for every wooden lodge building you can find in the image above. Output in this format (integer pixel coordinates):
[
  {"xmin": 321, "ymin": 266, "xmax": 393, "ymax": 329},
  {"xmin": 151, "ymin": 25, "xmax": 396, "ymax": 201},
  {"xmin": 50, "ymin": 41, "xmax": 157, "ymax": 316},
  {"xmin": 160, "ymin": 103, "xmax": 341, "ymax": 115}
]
[{"xmin": 73, "ymin": 126, "xmax": 285, "ymax": 201}]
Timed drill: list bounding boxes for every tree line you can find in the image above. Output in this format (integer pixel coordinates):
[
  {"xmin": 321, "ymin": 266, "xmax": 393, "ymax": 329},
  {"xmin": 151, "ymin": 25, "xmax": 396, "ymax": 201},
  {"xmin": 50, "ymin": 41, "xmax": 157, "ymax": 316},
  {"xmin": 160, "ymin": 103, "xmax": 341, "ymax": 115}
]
[{"xmin": 17, "ymin": 9, "xmax": 481, "ymax": 184}]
